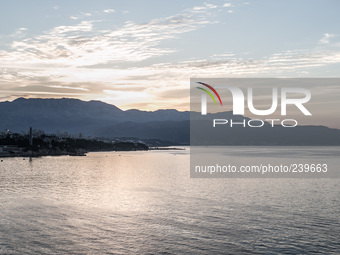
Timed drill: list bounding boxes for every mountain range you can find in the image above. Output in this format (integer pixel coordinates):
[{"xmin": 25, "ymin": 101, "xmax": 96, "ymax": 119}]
[
  {"xmin": 0, "ymin": 98, "xmax": 190, "ymax": 144},
  {"xmin": 0, "ymin": 98, "xmax": 339, "ymax": 145}
]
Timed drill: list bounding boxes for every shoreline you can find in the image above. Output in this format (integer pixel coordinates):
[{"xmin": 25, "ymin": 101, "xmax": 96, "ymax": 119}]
[
  {"xmin": 0, "ymin": 147, "xmax": 186, "ymax": 158},
  {"xmin": 149, "ymin": 147, "xmax": 186, "ymax": 150}
]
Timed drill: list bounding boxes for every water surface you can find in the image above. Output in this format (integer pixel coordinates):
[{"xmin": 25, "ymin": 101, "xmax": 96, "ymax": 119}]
[{"xmin": 0, "ymin": 148, "xmax": 339, "ymax": 254}]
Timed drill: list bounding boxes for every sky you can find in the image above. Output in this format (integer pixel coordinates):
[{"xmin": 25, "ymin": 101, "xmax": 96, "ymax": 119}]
[{"xmin": 0, "ymin": 0, "xmax": 340, "ymax": 114}]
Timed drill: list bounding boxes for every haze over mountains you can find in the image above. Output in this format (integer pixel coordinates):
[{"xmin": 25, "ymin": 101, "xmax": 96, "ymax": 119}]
[{"xmin": 1, "ymin": 98, "xmax": 339, "ymax": 145}]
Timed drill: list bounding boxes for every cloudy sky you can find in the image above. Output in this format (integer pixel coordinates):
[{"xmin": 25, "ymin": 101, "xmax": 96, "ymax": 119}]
[{"xmin": 0, "ymin": 0, "xmax": 339, "ymax": 112}]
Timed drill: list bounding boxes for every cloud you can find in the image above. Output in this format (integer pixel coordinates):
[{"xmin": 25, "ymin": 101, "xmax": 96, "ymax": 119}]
[
  {"xmin": 191, "ymin": 3, "xmax": 218, "ymax": 13},
  {"xmin": 80, "ymin": 12, "xmax": 92, "ymax": 17},
  {"xmin": 1, "ymin": 2, "xmax": 340, "ymax": 112},
  {"xmin": 68, "ymin": 11, "xmax": 94, "ymax": 20},
  {"xmin": 140, "ymin": 49, "xmax": 340, "ymax": 81},
  {"xmin": 100, "ymin": 90, "xmax": 154, "ymax": 106},
  {"xmin": 0, "ymin": 3, "xmax": 217, "ymax": 72},
  {"xmin": 319, "ymin": 33, "xmax": 335, "ymax": 44},
  {"xmin": 103, "ymin": 9, "xmax": 115, "ymax": 14},
  {"xmin": 49, "ymin": 85, "xmax": 89, "ymax": 91},
  {"xmin": 3, "ymin": 43, "xmax": 340, "ymax": 109},
  {"xmin": 11, "ymin": 27, "xmax": 28, "ymax": 38}
]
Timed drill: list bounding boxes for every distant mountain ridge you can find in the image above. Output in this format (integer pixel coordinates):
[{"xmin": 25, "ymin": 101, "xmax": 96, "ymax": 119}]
[
  {"xmin": 1, "ymin": 97, "xmax": 340, "ymax": 145},
  {"xmin": 0, "ymin": 98, "xmax": 190, "ymax": 143}
]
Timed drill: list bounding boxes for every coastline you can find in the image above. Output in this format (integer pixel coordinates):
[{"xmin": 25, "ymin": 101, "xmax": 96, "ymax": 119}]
[{"xmin": 0, "ymin": 147, "xmax": 186, "ymax": 158}]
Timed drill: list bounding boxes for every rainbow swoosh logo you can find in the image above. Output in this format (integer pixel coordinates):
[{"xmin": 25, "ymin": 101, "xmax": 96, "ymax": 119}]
[{"xmin": 196, "ymin": 82, "xmax": 223, "ymax": 106}]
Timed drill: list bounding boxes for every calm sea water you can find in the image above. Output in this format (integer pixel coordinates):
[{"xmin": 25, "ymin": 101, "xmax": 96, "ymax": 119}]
[{"xmin": 0, "ymin": 147, "xmax": 339, "ymax": 254}]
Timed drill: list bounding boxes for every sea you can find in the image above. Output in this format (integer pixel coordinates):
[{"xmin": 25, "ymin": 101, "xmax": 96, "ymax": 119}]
[{"xmin": 0, "ymin": 147, "xmax": 339, "ymax": 254}]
